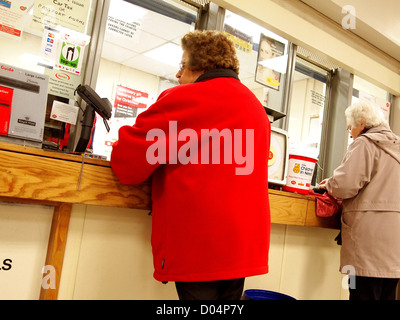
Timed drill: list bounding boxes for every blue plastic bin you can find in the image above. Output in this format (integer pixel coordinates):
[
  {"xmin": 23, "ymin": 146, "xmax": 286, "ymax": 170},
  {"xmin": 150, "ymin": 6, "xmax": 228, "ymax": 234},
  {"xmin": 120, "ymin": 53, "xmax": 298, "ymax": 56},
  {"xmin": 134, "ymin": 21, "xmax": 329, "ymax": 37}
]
[{"xmin": 242, "ymin": 289, "xmax": 296, "ymax": 300}]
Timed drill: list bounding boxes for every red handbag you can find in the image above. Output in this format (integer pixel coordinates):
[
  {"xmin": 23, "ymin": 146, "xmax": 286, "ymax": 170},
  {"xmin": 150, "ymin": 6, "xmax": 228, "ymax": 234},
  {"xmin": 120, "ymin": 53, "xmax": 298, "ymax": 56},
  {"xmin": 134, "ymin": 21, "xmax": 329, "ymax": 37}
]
[{"xmin": 309, "ymin": 189, "xmax": 342, "ymax": 217}]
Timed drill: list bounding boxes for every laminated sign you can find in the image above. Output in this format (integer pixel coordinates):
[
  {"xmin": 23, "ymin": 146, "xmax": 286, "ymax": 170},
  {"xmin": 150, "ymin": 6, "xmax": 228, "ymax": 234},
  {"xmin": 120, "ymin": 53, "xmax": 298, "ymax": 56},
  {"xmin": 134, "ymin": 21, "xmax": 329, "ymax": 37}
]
[
  {"xmin": 59, "ymin": 41, "xmax": 81, "ymax": 73},
  {"xmin": 39, "ymin": 26, "xmax": 89, "ymax": 75}
]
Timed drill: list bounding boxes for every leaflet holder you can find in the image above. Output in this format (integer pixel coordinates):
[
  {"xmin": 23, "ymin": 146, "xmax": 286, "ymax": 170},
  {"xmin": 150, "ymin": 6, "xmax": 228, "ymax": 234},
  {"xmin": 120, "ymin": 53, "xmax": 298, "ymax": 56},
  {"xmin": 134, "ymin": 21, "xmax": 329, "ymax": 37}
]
[
  {"xmin": 74, "ymin": 84, "xmax": 112, "ymax": 153},
  {"xmin": 264, "ymin": 106, "xmax": 286, "ymax": 123}
]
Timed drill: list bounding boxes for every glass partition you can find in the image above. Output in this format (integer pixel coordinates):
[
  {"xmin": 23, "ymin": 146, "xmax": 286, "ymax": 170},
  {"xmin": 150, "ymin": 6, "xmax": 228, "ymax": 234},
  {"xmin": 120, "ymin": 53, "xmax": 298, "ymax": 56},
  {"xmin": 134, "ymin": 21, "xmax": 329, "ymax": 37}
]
[
  {"xmin": 222, "ymin": 10, "xmax": 290, "ymax": 119},
  {"xmin": 347, "ymin": 75, "xmax": 391, "ymax": 146},
  {"xmin": 0, "ymin": 0, "xmax": 98, "ymax": 149},
  {"xmin": 287, "ymin": 57, "xmax": 329, "ymax": 160},
  {"xmin": 89, "ymin": 0, "xmax": 198, "ymax": 159}
]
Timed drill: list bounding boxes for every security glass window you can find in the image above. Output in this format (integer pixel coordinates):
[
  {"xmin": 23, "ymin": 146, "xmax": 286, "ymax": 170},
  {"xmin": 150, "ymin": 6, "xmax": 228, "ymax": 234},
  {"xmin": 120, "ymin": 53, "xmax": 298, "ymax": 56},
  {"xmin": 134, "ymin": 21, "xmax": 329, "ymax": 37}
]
[
  {"xmin": 348, "ymin": 75, "xmax": 391, "ymax": 146},
  {"xmin": 287, "ymin": 57, "xmax": 329, "ymax": 160},
  {"xmin": 0, "ymin": 1, "xmax": 97, "ymax": 148},
  {"xmin": 91, "ymin": 0, "xmax": 198, "ymax": 159},
  {"xmin": 223, "ymin": 10, "xmax": 290, "ymax": 116}
]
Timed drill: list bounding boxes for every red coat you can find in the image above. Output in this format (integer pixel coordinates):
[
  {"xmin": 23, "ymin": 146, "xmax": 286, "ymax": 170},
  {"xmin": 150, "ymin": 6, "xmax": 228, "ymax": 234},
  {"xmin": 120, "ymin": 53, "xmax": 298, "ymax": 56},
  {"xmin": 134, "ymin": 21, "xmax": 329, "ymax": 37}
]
[{"xmin": 111, "ymin": 69, "xmax": 271, "ymax": 282}]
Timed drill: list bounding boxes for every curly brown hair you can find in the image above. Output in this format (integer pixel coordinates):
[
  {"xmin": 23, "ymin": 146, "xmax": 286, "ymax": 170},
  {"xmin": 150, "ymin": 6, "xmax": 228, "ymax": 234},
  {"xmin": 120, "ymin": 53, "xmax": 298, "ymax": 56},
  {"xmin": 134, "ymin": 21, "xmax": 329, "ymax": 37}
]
[{"xmin": 181, "ymin": 30, "xmax": 239, "ymax": 74}]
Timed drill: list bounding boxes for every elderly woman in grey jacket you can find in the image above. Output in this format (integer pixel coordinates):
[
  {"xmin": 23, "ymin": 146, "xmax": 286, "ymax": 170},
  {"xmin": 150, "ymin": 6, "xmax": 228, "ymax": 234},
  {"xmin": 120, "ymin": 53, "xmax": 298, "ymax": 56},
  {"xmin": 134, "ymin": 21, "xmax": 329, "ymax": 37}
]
[{"xmin": 319, "ymin": 101, "xmax": 400, "ymax": 300}]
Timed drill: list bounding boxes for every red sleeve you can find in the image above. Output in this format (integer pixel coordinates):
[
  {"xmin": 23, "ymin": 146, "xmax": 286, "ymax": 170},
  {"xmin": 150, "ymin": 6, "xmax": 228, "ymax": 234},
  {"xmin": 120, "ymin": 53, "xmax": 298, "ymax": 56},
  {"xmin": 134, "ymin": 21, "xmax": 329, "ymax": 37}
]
[{"xmin": 110, "ymin": 98, "xmax": 168, "ymax": 185}]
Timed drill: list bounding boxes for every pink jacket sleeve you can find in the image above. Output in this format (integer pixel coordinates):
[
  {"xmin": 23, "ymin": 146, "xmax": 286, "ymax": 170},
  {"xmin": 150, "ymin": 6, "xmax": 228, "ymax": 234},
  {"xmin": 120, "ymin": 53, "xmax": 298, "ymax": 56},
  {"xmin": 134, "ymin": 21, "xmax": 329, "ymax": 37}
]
[{"xmin": 325, "ymin": 138, "xmax": 374, "ymax": 199}]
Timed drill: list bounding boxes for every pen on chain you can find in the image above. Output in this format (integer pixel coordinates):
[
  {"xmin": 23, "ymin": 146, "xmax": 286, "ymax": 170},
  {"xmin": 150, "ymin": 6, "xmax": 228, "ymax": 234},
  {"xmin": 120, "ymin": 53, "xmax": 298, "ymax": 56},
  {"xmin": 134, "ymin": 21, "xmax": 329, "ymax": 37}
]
[{"xmin": 77, "ymin": 153, "xmax": 86, "ymax": 190}]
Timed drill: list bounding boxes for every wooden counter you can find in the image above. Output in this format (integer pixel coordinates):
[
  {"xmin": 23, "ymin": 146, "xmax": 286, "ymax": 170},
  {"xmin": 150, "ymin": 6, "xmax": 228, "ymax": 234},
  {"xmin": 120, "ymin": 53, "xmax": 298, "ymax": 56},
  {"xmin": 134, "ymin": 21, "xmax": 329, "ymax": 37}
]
[
  {"xmin": 0, "ymin": 141, "xmax": 339, "ymax": 228},
  {"xmin": 0, "ymin": 141, "xmax": 339, "ymax": 299},
  {"xmin": 0, "ymin": 141, "xmax": 151, "ymax": 209}
]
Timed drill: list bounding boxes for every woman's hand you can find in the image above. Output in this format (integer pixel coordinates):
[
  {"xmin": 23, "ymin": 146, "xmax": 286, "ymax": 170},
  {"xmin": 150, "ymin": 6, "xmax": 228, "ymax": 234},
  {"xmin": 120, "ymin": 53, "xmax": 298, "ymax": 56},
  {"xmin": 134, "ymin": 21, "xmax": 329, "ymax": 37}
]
[{"xmin": 318, "ymin": 179, "xmax": 328, "ymax": 189}]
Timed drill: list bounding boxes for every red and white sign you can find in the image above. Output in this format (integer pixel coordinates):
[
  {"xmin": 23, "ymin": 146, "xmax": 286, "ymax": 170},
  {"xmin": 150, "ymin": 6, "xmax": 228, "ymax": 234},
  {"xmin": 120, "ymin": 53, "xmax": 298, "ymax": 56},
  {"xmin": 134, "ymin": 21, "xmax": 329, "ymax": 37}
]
[
  {"xmin": 0, "ymin": 85, "xmax": 13, "ymax": 135},
  {"xmin": 113, "ymin": 84, "xmax": 149, "ymax": 118},
  {"xmin": 0, "ymin": 0, "xmax": 31, "ymax": 40}
]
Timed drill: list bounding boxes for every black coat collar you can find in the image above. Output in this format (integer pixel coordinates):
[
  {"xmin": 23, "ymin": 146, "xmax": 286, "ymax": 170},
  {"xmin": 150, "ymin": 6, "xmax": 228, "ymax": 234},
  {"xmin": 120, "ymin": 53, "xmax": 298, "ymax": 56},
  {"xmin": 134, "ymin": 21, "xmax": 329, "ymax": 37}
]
[{"xmin": 195, "ymin": 69, "xmax": 239, "ymax": 83}]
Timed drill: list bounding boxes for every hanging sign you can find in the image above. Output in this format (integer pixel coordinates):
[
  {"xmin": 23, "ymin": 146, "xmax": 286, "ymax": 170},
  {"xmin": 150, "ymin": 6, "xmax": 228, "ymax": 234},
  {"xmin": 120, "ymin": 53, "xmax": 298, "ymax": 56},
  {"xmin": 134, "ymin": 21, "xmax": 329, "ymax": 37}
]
[
  {"xmin": 113, "ymin": 84, "xmax": 149, "ymax": 118},
  {"xmin": 359, "ymin": 91, "xmax": 391, "ymax": 122},
  {"xmin": 223, "ymin": 24, "xmax": 253, "ymax": 55},
  {"xmin": 0, "ymin": 0, "xmax": 33, "ymax": 40},
  {"xmin": 38, "ymin": 26, "xmax": 90, "ymax": 75},
  {"xmin": 30, "ymin": 0, "xmax": 91, "ymax": 33}
]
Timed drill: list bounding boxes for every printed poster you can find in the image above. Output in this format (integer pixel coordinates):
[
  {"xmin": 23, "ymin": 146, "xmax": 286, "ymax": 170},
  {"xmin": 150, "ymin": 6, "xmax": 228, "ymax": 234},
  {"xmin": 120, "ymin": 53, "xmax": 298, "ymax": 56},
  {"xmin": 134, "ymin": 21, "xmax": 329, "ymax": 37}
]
[
  {"xmin": 104, "ymin": 0, "xmax": 142, "ymax": 49},
  {"xmin": 223, "ymin": 24, "xmax": 253, "ymax": 55},
  {"xmin": 359, "ymin": 91, "xmax": 391, "ymax": 122},
  {"xmin": 39, "ymin": 26, "xmax": 90, "ymax": 75},
  {"xmin": 0, "ymin": 0, "xmax": 33, "ymax": 40},
  {"xmin": 44, "ymin": 68, "xmax": 81, "ymax": 100},
  {"xmin": 30, "ymin": 0, "xmax": 91, "ymax": 33},
  {"xmin": 91, "ymin": 83, "xmax": 154, "ymax": 159},
  {"xmin": 113, "ymin": 84, "xmax": 148, "ymax": 118},
  {"xmin": 255, "ymin": 34, "xmax": 286, "ymax": 91}
]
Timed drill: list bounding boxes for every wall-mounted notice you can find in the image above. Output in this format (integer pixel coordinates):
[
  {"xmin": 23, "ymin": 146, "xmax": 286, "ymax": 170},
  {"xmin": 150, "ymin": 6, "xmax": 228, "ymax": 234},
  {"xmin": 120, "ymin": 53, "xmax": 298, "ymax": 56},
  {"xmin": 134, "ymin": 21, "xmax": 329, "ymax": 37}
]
[
  {"xmin": 359, "ymin": 91, "xmax": 391, "ymax": 122},
  {"xmin": 310, "ymin": 89, "xmax": 325, "ymax": 108},
  {"xmin": 0, "ymin": 0, "xmax": 33, "ymax": 40},
  {"xmin": 31, "ymin": 0, "xmax": 91, "ymax": 33},
  {"xmin": 104, "ymin": 0, "xmax": 142, "ymax": 49},
  {"xmin": 39, "ymin": 26, "xmax": 90, "ymax": 75},
  {"xmin": 113, "ymin": 84, "xmax": 149, "ymax": 118},
  {"xmin": 44, "ymin": 68, "xmax": 81, "ymax": 100},
  {"xmin": 91, "ymin": 83, "xmax": 154, "ymax": 159}
]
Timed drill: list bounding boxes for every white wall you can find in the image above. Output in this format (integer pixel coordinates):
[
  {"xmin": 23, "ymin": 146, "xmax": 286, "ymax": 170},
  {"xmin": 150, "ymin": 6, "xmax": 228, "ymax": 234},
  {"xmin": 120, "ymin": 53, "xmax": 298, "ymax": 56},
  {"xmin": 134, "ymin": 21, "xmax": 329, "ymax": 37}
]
[
  {"xmin": 0, "ymin": 202, "xmax": 53, "ymax": 300},
  {"xmin": 56, "ymin": 204, "xmax": 347, "ymax": 300},
  {"xmin": 58, "ymin": 205, "xmax": 177, "ymax": 299}
]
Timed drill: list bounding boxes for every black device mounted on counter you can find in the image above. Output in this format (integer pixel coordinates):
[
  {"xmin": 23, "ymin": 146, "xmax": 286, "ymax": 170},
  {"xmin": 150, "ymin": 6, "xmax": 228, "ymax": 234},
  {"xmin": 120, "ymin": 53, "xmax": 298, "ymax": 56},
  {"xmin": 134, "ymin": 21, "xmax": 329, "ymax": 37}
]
[
  {"xmin": 74, "ymin": 84, "xmax": 112, "ymax": 153},
  {"xmin": 312, "ymin": 187, "xmax": 326, "ymax": 194}
]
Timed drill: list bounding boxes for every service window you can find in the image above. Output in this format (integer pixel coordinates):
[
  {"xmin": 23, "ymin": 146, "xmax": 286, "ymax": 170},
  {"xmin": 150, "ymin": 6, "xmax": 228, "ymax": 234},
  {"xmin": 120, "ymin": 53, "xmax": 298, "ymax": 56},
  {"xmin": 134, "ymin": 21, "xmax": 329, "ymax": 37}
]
[
  {"xmin": 0, "ymin": 1, "xmax": 97, "ymax": 149},
  {"xmin": 89, "ymin": 0, "xmax": 199, "ymax": 160},
  {"xmin": 286, "ymin": 57, "xmax": 329, "ymax": 160},
  {"xmin": 222, "ymin": 10, "xmax": 290, "ymax": 119},
  {"xmin": 348, "ymin": 75, "xmax": 391, "ymax": 145}
]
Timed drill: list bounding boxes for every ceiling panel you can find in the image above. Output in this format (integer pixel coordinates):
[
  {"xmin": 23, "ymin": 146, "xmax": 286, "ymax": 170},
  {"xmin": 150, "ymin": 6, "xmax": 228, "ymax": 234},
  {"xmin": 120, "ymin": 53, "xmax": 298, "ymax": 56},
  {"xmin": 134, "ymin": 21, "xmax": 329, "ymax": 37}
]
[
  {"xmin": 123, "ymin": 53, "xmax": 179, "ymax": 79},
  {"xmin": 300, "ymin": 0, "xmax": 400, "ymax": 62},
  {"xmin": 138, "ymin": 9, "xmax": 194, "ymax": 41},
  {"xmin": 102, "ymin": 41, "xmax": 138, "ymax": 63},
  {"xmin": 102, "ymin": 0, "xmax": 194, "ymax": 83}
]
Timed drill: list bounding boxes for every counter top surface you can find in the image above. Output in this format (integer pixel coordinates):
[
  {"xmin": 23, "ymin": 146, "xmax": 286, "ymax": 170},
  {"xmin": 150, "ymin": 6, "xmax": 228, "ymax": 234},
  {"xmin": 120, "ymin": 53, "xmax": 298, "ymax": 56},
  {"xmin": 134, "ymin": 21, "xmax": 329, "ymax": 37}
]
[{"xmin": 0, "ymin": 141, "xmax": 339, "ymax": 229}]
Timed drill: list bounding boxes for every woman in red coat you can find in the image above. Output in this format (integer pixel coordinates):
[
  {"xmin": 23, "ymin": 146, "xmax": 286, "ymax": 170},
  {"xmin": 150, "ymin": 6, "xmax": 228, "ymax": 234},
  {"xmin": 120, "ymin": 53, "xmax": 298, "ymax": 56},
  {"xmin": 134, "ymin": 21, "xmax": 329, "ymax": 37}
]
[{"xmin": 111, "ymin": 30, "xmax": 271, "ymax": 300}]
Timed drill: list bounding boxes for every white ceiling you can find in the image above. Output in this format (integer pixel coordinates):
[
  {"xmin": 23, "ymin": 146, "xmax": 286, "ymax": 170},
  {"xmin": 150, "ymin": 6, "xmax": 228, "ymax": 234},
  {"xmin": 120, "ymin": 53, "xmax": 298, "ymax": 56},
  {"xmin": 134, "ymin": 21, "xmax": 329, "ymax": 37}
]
[
  {"xmin": 101, "ymin": 0, "xmax": 194, "ymax": 83},
  {"xmin": 101, "ymin": 1, "xmax": 292, "ymax": 91},
  {"xmin": 300, "ymin": 0, "xmax": 400, "ymax": 62},
  {"xmin": 101, "ymin": 0, "xmax": 400, "ymax": 88}
]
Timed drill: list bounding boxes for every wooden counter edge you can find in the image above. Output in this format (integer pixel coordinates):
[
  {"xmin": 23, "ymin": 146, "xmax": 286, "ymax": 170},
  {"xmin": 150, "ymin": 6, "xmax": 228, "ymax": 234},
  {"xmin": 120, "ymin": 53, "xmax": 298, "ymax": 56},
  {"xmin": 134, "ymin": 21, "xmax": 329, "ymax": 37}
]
[{"xmin": 0, "ymin": 141, "xmax": 339, "ymax": 229}]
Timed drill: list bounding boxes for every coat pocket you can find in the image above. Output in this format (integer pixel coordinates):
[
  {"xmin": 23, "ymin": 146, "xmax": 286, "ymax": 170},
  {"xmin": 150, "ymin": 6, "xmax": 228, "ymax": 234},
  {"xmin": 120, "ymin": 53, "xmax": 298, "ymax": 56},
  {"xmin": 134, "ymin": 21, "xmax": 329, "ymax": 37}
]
[{"xmin": 340, "ymin": 214, "xmax": 356, "ymax": 271}]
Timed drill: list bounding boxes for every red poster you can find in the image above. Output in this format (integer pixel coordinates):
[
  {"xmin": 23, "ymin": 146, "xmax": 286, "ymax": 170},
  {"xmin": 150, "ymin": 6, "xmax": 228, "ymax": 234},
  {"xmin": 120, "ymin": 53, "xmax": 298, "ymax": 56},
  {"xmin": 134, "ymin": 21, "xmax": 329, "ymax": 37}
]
[
  {"xmin": 114, "ymin": 84, "xmax": 149, "ymax": 118},
  {"xmin": 0, "ymin": 85, "xmax": 13, "ymax": 135}
]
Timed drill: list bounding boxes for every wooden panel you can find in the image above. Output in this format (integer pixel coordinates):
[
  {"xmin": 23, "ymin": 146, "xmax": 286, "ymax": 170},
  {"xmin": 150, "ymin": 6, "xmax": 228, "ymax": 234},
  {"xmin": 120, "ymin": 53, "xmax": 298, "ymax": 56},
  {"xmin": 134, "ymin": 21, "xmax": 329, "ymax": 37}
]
[
  {"xmin": 0, "ymin": 148, "xmax": 151, "ymax": 209},
  {"xmin": 0, "ymin": 142, "xmax": 107, "ymax": 166},
  {"xmin": 269, "ymin": 190, "xmax": 307, "ymax": 226},
  {"xmin": 40, "ymin": 203, "xmax": 72, "ymax": 300},
  {"xmin": 0, "ymin": 141, "xmax": 340, "ymax": 229}
]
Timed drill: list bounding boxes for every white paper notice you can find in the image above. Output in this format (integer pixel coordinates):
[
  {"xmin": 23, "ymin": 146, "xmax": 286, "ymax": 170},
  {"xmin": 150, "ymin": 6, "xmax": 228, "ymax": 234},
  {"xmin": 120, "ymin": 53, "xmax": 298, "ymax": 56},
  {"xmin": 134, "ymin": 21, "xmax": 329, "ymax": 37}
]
[{"xmin": 50, "ymin": 101, "xmax": 79, "ymax": 125}]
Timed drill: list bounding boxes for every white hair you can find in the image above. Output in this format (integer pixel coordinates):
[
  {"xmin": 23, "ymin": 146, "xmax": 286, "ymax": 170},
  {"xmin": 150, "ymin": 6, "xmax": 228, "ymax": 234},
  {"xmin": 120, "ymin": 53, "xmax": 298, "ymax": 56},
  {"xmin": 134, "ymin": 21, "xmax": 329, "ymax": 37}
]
[{"xmin": 345, "ymin": 100, "xmax": 387, "ymax": 128}]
